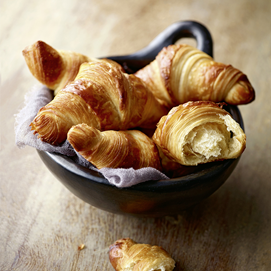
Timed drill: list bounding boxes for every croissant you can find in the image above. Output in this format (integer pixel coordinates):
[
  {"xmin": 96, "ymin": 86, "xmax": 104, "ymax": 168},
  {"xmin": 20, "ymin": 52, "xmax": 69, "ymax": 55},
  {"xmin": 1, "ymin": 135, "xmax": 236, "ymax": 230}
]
[
  {"xmin": 67, "ymin": 124, "xmax": 162, "ymax": 170},
  {"xmin": 22, "ymin": 40, "xmax": 112, "ymax": 95},
  {"xmin": 135, "ymin": 44, "xmax": 255, "ymax": 108},
  {"xmin": 152, "ymin": 101, "xmax": 246, "ymax": 166},
  {"xmin": 157, "ymin": 146, "xmax": 208, "ymax": 178},
  {"xmin": 30, "ymin": 60, "xmax": 168, "ymax": 145},
  {"xmin": 109, "ymin": 238, "xmax": 175, "ymax": 271}
]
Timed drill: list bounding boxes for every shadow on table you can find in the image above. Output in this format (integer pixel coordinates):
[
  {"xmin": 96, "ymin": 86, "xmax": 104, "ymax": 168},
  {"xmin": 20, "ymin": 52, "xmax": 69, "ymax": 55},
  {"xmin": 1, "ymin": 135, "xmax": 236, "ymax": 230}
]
[
  {"xmin": 153, "ymin": 171, "xmax": 269, "ymax": 270},
  {"xmin": 116, "ymin": 164, "xmax": 269, "ymax": 270}
]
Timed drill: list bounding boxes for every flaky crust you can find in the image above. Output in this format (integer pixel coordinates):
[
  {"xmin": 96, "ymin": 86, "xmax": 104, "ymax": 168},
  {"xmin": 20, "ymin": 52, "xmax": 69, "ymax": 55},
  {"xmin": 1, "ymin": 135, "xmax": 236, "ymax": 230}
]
[
  {"xmin": 67, "ymin": 124, "xmax": 162, "ymax": 170},
  {"xmin": 152, "ymin": 101, "xmax": 246, "ymax": 166},
  {"xmin": 23, "ymin": 40, "xmax": 103, "ymax": 95},
  {"xmin": 157, "ymin": 146, "xmax": 208, "ymax": 178},
  {"xmin": 30, "ymin": 60, "xmax": 168, "ymax": 145},
  {"xmin": 135, "ymin": 44, "xmax": 255, "ymax": 108},
  {"xmin": 109, "ymin": 238, "xmax": 175, "ymax": 271}
]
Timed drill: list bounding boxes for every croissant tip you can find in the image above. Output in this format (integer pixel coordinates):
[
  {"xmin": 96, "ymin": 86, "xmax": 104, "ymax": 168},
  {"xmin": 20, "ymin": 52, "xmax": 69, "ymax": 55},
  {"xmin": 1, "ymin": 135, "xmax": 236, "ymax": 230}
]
[
  {"xmin": 23, "ymin": 40, "xmax": 44, "ymax": 54},
  {"xmin": 237, "ymin": 81, "xmax": 256, "ymax": 105}
]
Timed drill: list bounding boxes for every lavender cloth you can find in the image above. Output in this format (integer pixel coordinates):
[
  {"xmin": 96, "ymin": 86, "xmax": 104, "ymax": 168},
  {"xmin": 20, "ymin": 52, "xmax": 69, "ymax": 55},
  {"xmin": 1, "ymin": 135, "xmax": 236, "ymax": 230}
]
[{"xmin": 14, "ymin": 85, "xmax": 169, "ymax": 187}]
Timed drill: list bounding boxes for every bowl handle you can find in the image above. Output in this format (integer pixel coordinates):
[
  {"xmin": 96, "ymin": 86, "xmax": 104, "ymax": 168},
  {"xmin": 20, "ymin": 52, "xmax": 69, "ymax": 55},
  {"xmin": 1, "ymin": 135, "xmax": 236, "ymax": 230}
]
[{"xmin": 107, "ymin": 20, "xmax": 213, "ymax": 72}]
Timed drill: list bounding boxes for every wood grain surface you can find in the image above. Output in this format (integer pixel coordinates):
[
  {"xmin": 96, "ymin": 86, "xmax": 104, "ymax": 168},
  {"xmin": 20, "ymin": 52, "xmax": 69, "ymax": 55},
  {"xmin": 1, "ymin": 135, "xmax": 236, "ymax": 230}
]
[{"xmin": 1, "ymin": 0, "xmax": 271, "ymax": 270}]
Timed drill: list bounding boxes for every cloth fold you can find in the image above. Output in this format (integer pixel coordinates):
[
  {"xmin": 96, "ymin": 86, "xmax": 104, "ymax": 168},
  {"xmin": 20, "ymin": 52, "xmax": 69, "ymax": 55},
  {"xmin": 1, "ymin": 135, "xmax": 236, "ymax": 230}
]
[{"xmin": 15, "ymin": 85, "xmax": 169, "ymax": 187}]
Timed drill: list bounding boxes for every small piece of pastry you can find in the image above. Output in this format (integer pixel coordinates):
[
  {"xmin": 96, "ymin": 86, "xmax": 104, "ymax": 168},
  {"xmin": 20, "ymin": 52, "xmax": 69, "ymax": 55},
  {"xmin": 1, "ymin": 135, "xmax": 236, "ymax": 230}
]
[
  {"xmin": 67, "ymin": 124, "xmax": 162, "ymax": 170},
  {"xmin": 30, "ymin": 60, "xmax": 168, "ymax": 145},
  {"xmin": 135, "ymin": 44, "xmax": 255, "ymax": 108},
  {"xmin": 152, "ymin": 101, "xmax": 246, "ymax": 166},
  {"xmin": 109, "ymin": 238, "xmax": 175, "ymax": 271},
  {"xmin": 23, "ymin": 40, "xmax": 110, "ymax": 95}
]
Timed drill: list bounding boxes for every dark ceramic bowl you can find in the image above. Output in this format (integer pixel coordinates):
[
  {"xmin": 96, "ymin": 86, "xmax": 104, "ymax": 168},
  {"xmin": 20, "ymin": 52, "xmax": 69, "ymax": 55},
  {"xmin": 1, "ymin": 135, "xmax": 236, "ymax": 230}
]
[{"xmin": 38, "ymin": 21, "xmax": 244, "ymax": 217}]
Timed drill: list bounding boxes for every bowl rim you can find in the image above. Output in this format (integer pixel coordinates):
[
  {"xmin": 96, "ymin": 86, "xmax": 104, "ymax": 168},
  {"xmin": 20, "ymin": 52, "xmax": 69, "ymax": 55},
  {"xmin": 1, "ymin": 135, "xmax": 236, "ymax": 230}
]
[{"xmin": 39, "ymin": 150, "xmax": 240, "ymax": 192}]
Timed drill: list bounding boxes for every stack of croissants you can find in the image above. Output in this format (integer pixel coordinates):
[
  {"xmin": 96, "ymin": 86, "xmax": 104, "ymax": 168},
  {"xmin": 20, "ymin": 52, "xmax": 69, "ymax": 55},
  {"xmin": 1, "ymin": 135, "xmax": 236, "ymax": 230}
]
[{"xmin": 23, "ymin": 40, "xmax": 255, "ymax": 178}]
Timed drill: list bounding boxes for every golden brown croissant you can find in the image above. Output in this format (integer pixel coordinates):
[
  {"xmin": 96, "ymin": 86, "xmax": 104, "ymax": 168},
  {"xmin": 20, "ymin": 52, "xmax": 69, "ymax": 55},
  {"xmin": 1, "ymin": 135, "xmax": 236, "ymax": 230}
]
[
  {"xmin": 135, "ymin": 44, "xmax": 255, "ymax": 108},
  {"xmin": 109, "ymin": 238, "xmax": 175, "ymax": 271},
  {"xmin": 30, "ymin": 60, "xmax": 168, "ymax": 145},
  {"xmin": 67, "ymin": 124, "xmax": 162, "ymax": 170},
  {"xmin": 132, "ymin": 128, "xmax": 203, "ymax": 177},
  {"xmin": 157, "ymin": 146, "xmax": 208, "ymax": 178},
  {"xmin": 22, "ymin": 40, "xmax": 106, "ymax": 95},
  {"xmin": 153, "ymin": 101, "xmax": 246, "ymax": 166}
]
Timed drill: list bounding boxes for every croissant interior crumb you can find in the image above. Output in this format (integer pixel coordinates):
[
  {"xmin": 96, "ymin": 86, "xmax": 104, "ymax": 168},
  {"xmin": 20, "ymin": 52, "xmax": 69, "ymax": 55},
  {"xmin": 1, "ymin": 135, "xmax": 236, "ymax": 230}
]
[{"xmin": 183, "ymin": 114, "xmax": 240, "ymax": 164}]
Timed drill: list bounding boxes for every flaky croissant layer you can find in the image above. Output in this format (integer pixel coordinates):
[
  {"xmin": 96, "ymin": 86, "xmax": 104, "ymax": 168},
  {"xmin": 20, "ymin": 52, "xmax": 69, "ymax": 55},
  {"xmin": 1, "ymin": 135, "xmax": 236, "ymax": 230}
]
[
  {"xmin": 109, "ymin": 238, "xmax": 175, "ymax": 271},
  {"xmin": 153, "ymin": 101, "xmax": 246, "ymax": 166},
  {"xmin": 135, "ymin": 44, "xmax": 255, "ymax": 108},
  {"xmin": 30, "ymin": 60, "xmax": 168, "ymax": 145},
  {"xmin": 67, "ymin": 124, "xmax": 162, "ymax": 170}
]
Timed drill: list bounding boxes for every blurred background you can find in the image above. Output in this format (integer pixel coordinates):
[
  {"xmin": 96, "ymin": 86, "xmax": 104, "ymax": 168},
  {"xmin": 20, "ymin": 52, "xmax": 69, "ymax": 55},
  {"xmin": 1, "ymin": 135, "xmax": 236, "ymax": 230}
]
[{"xmin": 1, "ymin": 0, "xmax": 271, "ymax": 270}]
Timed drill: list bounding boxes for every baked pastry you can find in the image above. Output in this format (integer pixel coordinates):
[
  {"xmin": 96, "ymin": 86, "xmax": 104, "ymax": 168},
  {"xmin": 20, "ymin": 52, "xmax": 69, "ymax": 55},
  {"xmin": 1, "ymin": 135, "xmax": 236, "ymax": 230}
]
[
  {"xmin": 23, "ymin": 40, "xmax": 107, "ymax": 95},
  {"xmin": 30, "ymin": 60, "xmax": 168, "ymax": 145},
  {"xmin": 109, "ymin": 238, "xmax": 175, "ymax": 271},
  {"xmin": 152, "ymin": 101, "xmax": 246, "ymax": 166},
  {"xmin": 135, "ymin": 44, "xmax": 255, "ymax": 108},
  {"xmin": 157, "ymin": 146, "xmax": 207, "ymax": 178},
  {"xmin": 67, "ymin": 124, "xmax": 162, "ymax": 170}
]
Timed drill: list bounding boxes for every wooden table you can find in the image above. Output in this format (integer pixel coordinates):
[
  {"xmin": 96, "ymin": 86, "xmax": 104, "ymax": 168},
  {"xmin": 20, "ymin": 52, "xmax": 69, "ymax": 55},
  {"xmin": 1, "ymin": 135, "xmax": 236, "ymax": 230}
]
[{"xmin": 1, "ymin": 0, "xmax": 271, "ymax": 270}]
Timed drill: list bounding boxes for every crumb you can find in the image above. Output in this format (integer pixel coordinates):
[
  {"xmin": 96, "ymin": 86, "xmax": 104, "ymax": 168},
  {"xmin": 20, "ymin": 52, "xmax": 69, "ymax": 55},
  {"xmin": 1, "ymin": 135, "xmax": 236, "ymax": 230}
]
[{"xmin": 78, "ymin": 244, "xmax": 85, "ymax": 251}]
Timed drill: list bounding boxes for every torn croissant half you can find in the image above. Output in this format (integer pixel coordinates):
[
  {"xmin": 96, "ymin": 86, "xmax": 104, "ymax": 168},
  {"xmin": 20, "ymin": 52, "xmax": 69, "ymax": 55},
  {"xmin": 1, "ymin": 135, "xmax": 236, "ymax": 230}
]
[
  {"xmin": 109, "ymin": 238, "xmax": 175, "ymax": 271},
  {"xmin": 67, "ymin": 124, "xmax": 162, "ymax": 170},
  {"xmin": 22, "ymin": 40, "xmax": 113, "ymax": 95},
  {"xmin": 135, "ymin": 44, "xmax": 255, "ymax": 108},
  {"xmin": 152, "ymin": 101, "xmax": 246, "ymax": 166},
  {"xmin": 30, "ymin": 60, "xmax": 168, "ymax": 145}
]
